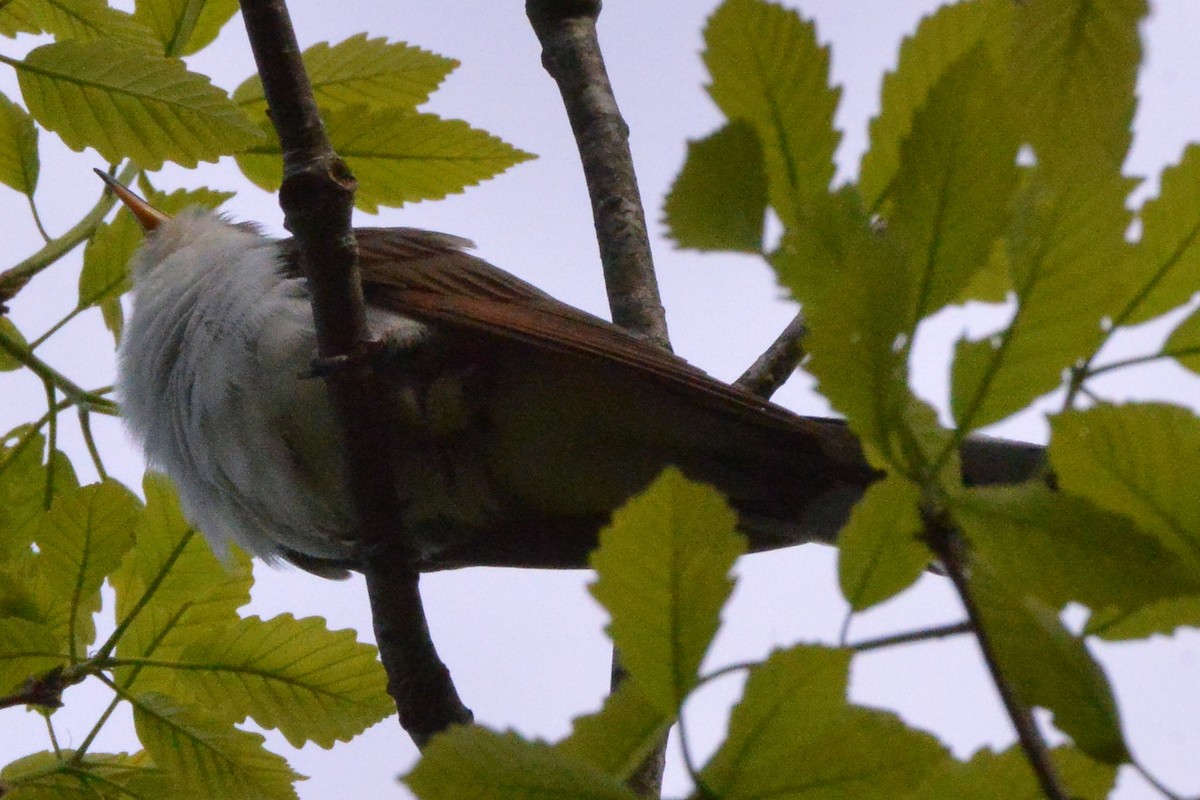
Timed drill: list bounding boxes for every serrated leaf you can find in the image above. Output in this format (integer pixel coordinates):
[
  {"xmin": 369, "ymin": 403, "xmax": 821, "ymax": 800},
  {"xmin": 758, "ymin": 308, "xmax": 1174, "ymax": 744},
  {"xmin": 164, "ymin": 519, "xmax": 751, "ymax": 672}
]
[
  {"xmin": 556, "ymin": 679, "xmax": 671, "ymax": 781},
  {"xmin": 702, "ymin": 645, "xmax": 949, "ymax": 799},
  {"xmin": 775, "ymin": 190, "xmax": 932, "ymax": 471},
  {"xmin": 134, "ymin": 0, "xmax": 239, "ymax": 57},
  {"xmin": 0, "ymin": 94, "xmax": 38, "ymax": 197},
  {"xmin": 1121, "ymin": 145, "xmax": 1200, "ymax": 325},
  {"xmin": 149, "ymin": 614, "xmax": 392, "ymax": 748},
  {"xmin": 16, "ymin": 40, "xmax": 262, "ymax": 170},
  {"xmin": 80, "ymin": 185, "xmax": 233, "ymax": 342},
  {"xmin": 0, "ymin": 429, "xmax": 79, "ymax": 561},
  {"xmin": 859, "ymin": 0, "xmax": 1013, "ymax": 211},
  {"xmin": 891, "ymin": 48, "xmax": 1018, "ymax": 325},
  {"xmin": 1049, "ymin": 404, "xmax": 1200, "ymax": 564},
  {"xmin": 112, "ymin": 474, "xmax": 252, "ymax": 691},
  {"xmin": 133, "ymin": 693, "xmax": 301, "ymax": 800},
  {"xmin": 589, "ymin": 468, "xmax": 743, "ymax": 714},
  {"xmin": 663, "ymin": 121, "xmax": 767, "ymax": 253},
  {"xmin": 703, "ymin": 0, "xmax": 840, "ymax": 225},
  {"xmin": 1086, "ymin": 596, "xmax": 1200, "ymax": 641},
  {"xmin": 0, "ymin": 0, "xmax": 159, "ymax": 48},
  {"xmin": 971, "ymin": 564, "xmax": 1128, "ymax": 764},
  {"xmin": 950, "ymin": 171, "xmax": 1134, "ymax": 431},
  {"xmin": 234, "ymin": 34, "xmax": 456, "ymax": 117},
  {"xmin": 236, "ymin": 108, "xmax": 532, "ymax": 212},
  {"xmin": 34, "ymin": 480, "xmax": 140, "ymax": 652},
  {"xmin": 1, "ymin": 750, "xmax": 153, "ymax": 799},
  {"xmin": 0, "ymin": 618, "xmax": 65, "ymax": 695},
  {"xmin": 899, "ymin": 745, "xmax": 1117, "ymax": 800},
  {"xmin": 406, "ymin": 728, "xmax": 636, "ymax": 800},
  {"xmin": 838, "ymin": 476, "xmax": 929, "ymax": 611},
  {"xmin": 955, "ymin": 484, "xmax": 1200, "ymax": 613},
  {"xmin": 1010, "ymin": 0, "xmax": 1144, "ymax": 180}
]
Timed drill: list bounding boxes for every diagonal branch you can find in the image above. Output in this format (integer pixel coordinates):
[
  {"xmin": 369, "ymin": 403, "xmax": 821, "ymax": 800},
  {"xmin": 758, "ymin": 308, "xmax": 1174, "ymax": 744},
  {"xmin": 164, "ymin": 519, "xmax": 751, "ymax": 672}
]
[
  {"xmin": 236, "ymin": 0, "xmax": 471, "ymax": 748},
  {"xmin": 735, "ymin": 311, "xmax": 808, "ymax": 399}
]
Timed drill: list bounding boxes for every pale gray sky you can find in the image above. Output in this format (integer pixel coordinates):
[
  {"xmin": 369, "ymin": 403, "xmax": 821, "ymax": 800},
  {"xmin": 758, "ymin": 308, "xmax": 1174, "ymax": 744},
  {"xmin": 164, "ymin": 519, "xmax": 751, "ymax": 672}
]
[{"xmin": 1, "ymin": 2, "xmax": 1198, "ymax": 798}]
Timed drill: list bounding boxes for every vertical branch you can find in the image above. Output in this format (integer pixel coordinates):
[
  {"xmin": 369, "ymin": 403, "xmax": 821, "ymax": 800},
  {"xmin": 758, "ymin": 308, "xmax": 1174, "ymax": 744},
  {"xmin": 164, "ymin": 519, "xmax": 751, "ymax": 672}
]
[
  {"xmin": 526, "ymin": 0, "xmax": 670, "ymax": 350},
  {"xmin": 237, "ymin": 0, "xmax": 471, "ymax": 748},
  {"xmin": 923, "ymin": 510, "xmax": 1069, "ymax": 800},
  {"xmin": 526, "ymin": 2, "xmax": 670, "ymax": 794}
]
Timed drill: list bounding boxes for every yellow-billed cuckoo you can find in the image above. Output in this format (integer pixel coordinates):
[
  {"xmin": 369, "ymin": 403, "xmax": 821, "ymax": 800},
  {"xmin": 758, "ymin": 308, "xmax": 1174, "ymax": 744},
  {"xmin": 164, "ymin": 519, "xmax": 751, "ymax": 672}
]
[{"xmin": 98, "ymin": 171, "xmax": 1042, "ymax": 578}]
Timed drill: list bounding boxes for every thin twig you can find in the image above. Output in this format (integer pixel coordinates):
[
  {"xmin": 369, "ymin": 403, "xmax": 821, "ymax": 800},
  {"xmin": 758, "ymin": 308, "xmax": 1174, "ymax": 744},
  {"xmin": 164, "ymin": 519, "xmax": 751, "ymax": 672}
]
[
  {"xmin": 526, "ymin": 0, "xmax": 670, "ymax": 350},
  {"xmin": 735, "ymin": 311, "xmax": 807, "ymax": 399},
  {"xmin": 237, "ymin": 0, "xmax": 471, "ymax": 747},
  {"xmin": 526, "ymin": 1, "xmax": 672, "ymax": 792},
  {"xmin": 850, "ymin": 621, "xmax": 972, "ymax": 653},
  {"xmin": 923, "ymin": 509, "xmax": 1069, "ymax": 800}
]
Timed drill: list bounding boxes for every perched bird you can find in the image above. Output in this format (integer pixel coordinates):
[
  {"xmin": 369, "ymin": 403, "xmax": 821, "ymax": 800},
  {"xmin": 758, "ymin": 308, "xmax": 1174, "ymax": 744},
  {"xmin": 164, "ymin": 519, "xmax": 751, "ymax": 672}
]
[{"xmin": 101, "ymin": 172, "xmax": 1041, "ymax": 577}]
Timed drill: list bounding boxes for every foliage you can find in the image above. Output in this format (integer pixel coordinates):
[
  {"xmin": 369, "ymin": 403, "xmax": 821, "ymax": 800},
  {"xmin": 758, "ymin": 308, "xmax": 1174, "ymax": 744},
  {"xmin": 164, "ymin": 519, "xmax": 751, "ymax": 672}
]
[{"xmin": 1, "ymin": 0, "xmax": 1197, "ymax": 798}]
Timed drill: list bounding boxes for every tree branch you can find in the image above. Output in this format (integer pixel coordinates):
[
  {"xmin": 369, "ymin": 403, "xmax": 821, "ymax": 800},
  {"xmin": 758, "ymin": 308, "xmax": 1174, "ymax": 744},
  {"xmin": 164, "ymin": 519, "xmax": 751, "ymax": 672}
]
[
  {"xmin": 526, "ymin": 0, "xmax": 669, "ymax": 349},
  {"xmin": 526, "ymin": 2, "xmax": 669, "ymax": 793},
  {"xmin": 237, "ymin": 0, "xmax": 471, "ymax": 748},
  {"xmin": 735, "ymin": 311, "xmax": 807, "ymax": 400},
  {"xmin": 922, "ymin": 510, "xmax": 1069, "ymax": 800}
]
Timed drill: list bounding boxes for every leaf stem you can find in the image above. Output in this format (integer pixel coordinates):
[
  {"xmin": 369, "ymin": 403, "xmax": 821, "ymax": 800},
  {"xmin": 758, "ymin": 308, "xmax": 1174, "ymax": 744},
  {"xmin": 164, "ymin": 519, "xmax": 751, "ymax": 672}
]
[
  {"xmin": 0, "ymin": 324, "xmax": 117, "ymax": 414},
  {"xmin": 849, "ymin": 620, "xmax": 972, "ymax": 653},
  {"xmin": 0, "ymin": 162, "xmax": 138, "ymax": 307}
]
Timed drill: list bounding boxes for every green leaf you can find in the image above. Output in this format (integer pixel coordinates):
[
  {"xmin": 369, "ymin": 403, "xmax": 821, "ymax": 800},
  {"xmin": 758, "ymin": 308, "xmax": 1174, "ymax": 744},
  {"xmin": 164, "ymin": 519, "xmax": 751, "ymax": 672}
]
[
  {"xmin": 132, "ymin": 692, "xmax": 301, "ymax": 800},
  {"xmin": 235, "ymin": 108, "xmax": 533, "ymax": 212},
  {"xmin": 703, "ymin": 0, "xmax": 840, "ymax": 225},
  {"xmin": 1009, "ymin": 0, "xmax": 1144, "ymax": 180},
  {"xmin": 1165, "ymin": 305, "xmax": 1200, "ymax": 374},
  {"xmin": 0, "ymin": 618, "xmax": 65, "ymax": 695},
  {"xmin": 34, "ymin": 480, "xmax": 140, "ymax": 651},
  {"xmin": 0, "ymin": 750, "xmax": 154, "ymax": 799},
  {"xmin": 776, "ymin": 190, "xmax": 937, "ymax": 471},
  {"xmin": 134, "ymin": 0, "xmax": 239, "ymax": 57},
  {"xmin": 970, "ymin": 565, "xmax": 1128, "ymax": 764},
  {"xmin": 79, "ymin": 185, "xmax": 233, "ymax": 342},
  {"xmin": 0, "ymin": 317, "xmax": 31, "ymax": 372},
  {"xmin": 111, "ymin": 474, "xmax": 252, "ymax": 690},
  {"xmin": 890, "ymin": 48, "xmax": 1019, "ymax": 325},
  {"xmin": 899, "ymin": 745, "xmax": 1117, "ymax": 800},
  {"xmin": 152, "ymin": 614, "xmax": 392, "ymax": 748},
  {"xmin": 702, "ymin": 645, "xmax": 949, "ymax": 799},
  {"xmin": 838, "ymin": 476, "xmax": 929, "ymax": 611},
  {"xmin": 1121, "ymin": 144, "xmax": 1200, "ymax": 325},
  {"xmin": 1086, "ymin": 597, "xmax": 1200, "ymax": 641},
  {"xmin": 662, "ymin": 121, "xmax": 767, "ymax": 253},
  {"xmin": 0, "ymin": 0, "xmax": 159, "ymax": 49},
  {"xmin": 0, "ymin": 94, "xmax": 38, "ymax": 197},
  {"xmin": 859, "ymin": 0, "xmax": 1013, "ymax": 211},
  {"xmin": 406, "ymin": 728, "xmax": 636, "ymax": 800},
  {"xmin": 16, "ymin": 40, "xmax": 263, "ymax": 170},
  {"xmin": 588, "ymin": 468, "xmax": 743, "ymax": 714},
  {"xmin": 556, "ymin": 680, "xmax": 672, "ymax": 782},
  {"xmin": 1049, "ymin": 404, "xmax": 1200, "ymax": 564},
  {"xmin": 233, "ymin": 34, "xmax": 457, "ymax": 117},
  {"xmin": 950, "ymin": 171, "xmax": 1134, "ymax": 431},
  {"xmin": 955, "ymin": 484, "xmax": 1200, "ymax": 613},
  {"xmin": 0, "ymin": 429, "xmax": 78, "ymax": 562}
]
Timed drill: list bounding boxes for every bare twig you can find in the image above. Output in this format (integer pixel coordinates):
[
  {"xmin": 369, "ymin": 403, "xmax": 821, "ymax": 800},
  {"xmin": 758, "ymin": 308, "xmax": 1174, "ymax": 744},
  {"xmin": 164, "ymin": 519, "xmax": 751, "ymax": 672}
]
[
  {"xmin": 526, "ymin": 2, "xmax": 670, "ymax": 792},
  {"xmin": 923, "ymin": 510, "xmax": 1069, "ymax": 800},
  {"xmin": 850, "ymin": 621, "xmax": 972, "ymax": 653},
  {"xmin": 237, "ymin": 0, "xmax": 471, "ymax": 747},
  {"xmin": 735, "ymin": 311, "xmax": 807, "ymax": 399},
  {"xmin": 526, "ymin": 0, "xmax": 669, "ymax": 350}
]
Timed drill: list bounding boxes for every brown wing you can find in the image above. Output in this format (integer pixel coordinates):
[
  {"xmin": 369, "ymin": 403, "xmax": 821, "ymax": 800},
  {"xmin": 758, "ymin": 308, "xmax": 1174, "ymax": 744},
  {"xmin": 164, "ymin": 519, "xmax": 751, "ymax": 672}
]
[{"xmin": 354, "ymin": 229, "xmax": 825, "ymax": 420}]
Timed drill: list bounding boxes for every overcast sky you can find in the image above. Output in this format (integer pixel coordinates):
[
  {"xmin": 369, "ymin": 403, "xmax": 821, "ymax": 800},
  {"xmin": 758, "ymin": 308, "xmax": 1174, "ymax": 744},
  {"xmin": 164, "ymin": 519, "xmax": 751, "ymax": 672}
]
[{"xmin": 2, "ymin": 2, "xmax": 1198, "ymax": 798}]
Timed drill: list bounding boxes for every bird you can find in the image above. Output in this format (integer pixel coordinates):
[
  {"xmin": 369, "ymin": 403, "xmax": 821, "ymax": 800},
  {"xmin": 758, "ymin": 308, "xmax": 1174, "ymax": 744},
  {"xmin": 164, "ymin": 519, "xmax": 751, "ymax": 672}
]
[{"xmin": 99, "ymin": 171, "xmax": 1042, "ymax": 578}]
